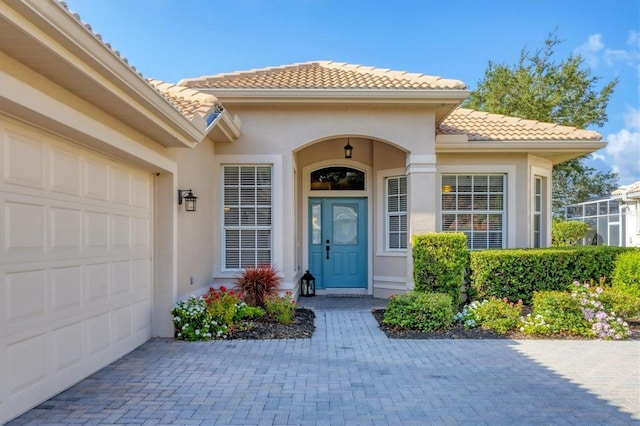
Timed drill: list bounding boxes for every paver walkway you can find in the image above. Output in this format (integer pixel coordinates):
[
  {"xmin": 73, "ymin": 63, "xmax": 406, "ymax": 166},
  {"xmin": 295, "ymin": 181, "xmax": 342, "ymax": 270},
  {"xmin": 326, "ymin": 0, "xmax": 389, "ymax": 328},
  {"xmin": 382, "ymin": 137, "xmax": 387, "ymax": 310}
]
[{"xmin": 8, "ymin": 297, "xmax": 640, "ymax": 425}]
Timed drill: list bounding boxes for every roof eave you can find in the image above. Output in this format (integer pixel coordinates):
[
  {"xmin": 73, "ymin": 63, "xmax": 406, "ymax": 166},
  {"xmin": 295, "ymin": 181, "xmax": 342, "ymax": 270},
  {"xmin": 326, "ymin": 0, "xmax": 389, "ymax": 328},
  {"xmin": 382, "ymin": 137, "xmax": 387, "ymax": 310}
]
[
  {"xmin": 436, "ymin": 138, "xmax": 607, "ymax": 164},
  {"xmin": 206, "ymin": 110, "xmax": 242, "ymax": 143},
  {"xmin": 2, "ymin": 0, "xmax": 205, "ymax": 148},
  {"xmin": 197, "ymin": 88, "xmax": 469, "ymax": 104}
]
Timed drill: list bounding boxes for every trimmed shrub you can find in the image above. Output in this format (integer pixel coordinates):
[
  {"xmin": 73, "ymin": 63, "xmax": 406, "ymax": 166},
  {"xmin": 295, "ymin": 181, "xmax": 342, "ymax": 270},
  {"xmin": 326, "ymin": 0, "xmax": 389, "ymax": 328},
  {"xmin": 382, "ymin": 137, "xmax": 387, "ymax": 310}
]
[
  {"xmin": 383, "ymin": 291, "xmax": 454, "ymax": 332},
  {"xmin": 469, "ymin": 297, "xmax": 523, "ymax": 333},
  {"xmin": 551, "ymin": 221, "xmax": 589, "ymax": 246},
  {"xmin": 521, "ymin": 290, "xmax": 590, "ymax": 336},
  {"xmin": 469, "ymin": 246, "xmax": 631, "ymax": 304},
  {"xmin": 412, "ymin": 233, "xmax": 468, "ymax": 306},
  {"xmin": 599, "ymin": 287, "xmax": 640, "ymax": 320},
  {"xmin": 235, "ymin": 265, "xmax": 281, "ymax": 308},
  {"xmin": 611, "ymin": 250, "xmax": 640, "ymax": 297}
]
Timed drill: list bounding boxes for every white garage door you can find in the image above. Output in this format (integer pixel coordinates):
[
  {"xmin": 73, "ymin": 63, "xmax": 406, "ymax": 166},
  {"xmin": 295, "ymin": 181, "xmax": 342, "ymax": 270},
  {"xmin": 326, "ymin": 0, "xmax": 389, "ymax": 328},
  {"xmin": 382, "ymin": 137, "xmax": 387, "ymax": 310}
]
[{"xmin": 0, "ymin": 120, "xmax": 153, "ymax": 422}]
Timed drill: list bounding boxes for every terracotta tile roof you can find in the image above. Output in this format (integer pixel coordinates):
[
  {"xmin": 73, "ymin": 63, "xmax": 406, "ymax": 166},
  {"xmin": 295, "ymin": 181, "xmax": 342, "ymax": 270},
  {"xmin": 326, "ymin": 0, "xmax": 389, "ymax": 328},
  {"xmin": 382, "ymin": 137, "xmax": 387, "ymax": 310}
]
[
  {"xmin": 612, "ymin": 181, "xmax": 640, "ymax": 197},
  {"xmin": 439, "ymin": 108, "xmax": 602, "ymax": 141},
  {"xmin": 147, "ymin": 80, "xmax": 224, "ymax": 123},
  {"xmin": 59, "ymin": 2, "xmax": 220, "ymax": 125},
  {"xmin": 179, "ymin": 61, "xmax": 467, "ymax": 90}
]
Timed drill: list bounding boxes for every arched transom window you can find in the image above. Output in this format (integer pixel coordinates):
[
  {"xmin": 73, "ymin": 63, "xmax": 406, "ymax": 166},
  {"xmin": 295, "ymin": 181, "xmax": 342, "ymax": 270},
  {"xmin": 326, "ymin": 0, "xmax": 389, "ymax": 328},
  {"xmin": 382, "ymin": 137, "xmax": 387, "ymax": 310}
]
[{"xmin": 310, "ymin": 167, "xmax": 365, "ymax": 191}]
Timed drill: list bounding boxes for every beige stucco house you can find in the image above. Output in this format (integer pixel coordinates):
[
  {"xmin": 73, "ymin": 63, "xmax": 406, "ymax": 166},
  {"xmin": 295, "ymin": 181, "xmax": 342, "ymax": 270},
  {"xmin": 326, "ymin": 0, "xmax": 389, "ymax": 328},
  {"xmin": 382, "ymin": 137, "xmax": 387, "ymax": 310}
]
[{"xmin": 0, "ymin": 0, "xmax": 607, "ymax": 421}]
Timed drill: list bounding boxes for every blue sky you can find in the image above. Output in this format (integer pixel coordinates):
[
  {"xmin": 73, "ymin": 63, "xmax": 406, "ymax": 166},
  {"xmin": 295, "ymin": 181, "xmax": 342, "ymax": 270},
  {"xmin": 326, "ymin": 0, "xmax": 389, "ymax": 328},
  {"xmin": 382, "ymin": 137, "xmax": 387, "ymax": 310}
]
[{"xmin": 65, "ymin": 0, "xmax": 640, "ymax": 185}]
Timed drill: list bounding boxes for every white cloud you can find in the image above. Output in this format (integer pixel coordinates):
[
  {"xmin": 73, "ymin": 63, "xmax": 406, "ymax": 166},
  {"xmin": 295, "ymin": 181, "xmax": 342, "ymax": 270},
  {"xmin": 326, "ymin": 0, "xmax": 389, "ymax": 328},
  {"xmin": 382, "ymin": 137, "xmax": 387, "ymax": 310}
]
[
  {"xmin": 576, "ymin": 31, "xmax": 640, "ymax": 71},
  {"xmin": 605, "ymin": 107, "xmax": 640, "ymax": 183},
  {"xmin": 576, "ymin": 34, "xmax": 604, "ymax": 67}
]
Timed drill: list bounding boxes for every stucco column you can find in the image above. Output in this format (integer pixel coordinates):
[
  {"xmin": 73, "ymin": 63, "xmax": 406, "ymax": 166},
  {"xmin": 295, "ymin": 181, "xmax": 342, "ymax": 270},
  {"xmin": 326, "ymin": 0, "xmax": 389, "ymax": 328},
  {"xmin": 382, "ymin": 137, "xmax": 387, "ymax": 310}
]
[{"xmin": 405, "ymin": 154, "xmax": 438, "ymax": 289}]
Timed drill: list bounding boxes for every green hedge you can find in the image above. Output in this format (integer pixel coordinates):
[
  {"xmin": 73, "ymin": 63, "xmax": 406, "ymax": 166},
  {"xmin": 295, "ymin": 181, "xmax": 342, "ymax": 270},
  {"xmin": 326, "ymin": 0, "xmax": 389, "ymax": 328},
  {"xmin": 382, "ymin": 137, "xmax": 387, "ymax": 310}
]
[
  {"xmin": 412, "ymin": 233, "xmax": 468, "ymax": 306},
  {"xmin": 611, "ymin": 249, "xmax": 640, "ymax": 297},
  {"xmin": 469, "ymin": 246, "xmax": 632, "ymax": 304}
]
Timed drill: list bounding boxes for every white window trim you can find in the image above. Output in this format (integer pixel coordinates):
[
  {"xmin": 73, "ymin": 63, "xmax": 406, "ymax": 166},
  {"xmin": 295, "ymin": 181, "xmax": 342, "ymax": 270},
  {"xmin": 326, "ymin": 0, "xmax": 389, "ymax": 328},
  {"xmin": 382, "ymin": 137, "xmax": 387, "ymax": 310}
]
[
  {"xmin": 438, "ymin": 165, "xmax": 516, "ymax": 248},
  {"xmin": 376, "ymin": 168, "xmax": 407, "ymax": 256},
  {"xmin": 531, "ymin": 166, "xmax": 551, "ymax": 247},
  {"xmin": 214, "ymin": 155, "xmax": 283, "ymax": 277}
]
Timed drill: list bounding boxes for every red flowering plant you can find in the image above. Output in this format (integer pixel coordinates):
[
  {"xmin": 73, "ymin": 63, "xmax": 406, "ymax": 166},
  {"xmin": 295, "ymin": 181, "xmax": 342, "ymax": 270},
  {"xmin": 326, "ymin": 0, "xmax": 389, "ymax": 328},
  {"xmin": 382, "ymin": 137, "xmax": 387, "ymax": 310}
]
[{"xmin": 204, "ymin": 285, "xmax": 265, "ymax": 328}]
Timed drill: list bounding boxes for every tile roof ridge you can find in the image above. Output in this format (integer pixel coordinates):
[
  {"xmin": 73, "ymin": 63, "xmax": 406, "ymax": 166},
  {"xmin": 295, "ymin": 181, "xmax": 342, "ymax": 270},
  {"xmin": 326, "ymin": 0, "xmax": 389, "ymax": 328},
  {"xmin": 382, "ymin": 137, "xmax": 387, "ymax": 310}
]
[{"xmin": 320, "ymin": 61, "xmax": 466, "ymax": 88}]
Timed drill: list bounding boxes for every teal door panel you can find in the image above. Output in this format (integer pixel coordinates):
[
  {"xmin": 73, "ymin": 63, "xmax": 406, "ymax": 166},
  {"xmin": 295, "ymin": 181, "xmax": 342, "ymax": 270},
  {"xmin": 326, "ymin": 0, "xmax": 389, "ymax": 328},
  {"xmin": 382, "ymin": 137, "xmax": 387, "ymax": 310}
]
[{"xmin": 308, "ymin": 197, "xmax": 367, "ymax": 289}]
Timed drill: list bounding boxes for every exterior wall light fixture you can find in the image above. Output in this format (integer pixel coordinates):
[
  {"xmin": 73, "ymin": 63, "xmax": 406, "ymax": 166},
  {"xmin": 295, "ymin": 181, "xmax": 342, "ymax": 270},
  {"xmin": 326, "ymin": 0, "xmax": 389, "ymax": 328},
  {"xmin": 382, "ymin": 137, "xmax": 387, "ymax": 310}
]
[
  {"xmin": 178, "ymin": 189, "xmax": 198, "ymax": 212},
  {"xmin": 344, "ymin": 138, "xmax": 353, "ymax": 159}
]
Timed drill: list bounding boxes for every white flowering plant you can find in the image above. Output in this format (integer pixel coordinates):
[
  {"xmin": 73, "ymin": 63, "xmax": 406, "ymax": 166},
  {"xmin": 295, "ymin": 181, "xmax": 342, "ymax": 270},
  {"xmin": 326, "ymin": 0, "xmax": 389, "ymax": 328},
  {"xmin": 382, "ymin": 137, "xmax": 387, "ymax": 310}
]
[
  {"xmin": 520, "ymin": 281, "xmax": 629, "ymax": 340},
  {"xmin": 171, "ymin": 296, "xmax": 228, "ymax": 341}
]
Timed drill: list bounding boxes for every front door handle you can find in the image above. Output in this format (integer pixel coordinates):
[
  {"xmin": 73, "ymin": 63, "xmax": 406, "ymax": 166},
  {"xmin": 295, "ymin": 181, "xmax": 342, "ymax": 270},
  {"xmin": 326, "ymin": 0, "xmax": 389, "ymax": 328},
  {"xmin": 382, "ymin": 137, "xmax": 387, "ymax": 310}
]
[{"xmin": 326, "ymin": 239, "xmax": 330, "ymax": 260}]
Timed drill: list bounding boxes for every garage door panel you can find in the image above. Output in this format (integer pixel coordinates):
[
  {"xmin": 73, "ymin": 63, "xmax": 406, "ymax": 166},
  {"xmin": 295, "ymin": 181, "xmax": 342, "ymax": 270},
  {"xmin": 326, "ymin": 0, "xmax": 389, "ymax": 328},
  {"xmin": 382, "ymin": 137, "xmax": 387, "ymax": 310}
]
[
  {"xmin": 132, "ymin": 172, "xmax": 151, "ymax": 209},
  {"xmin": 86, "ymin": 312, "xmax": 111, "ymax": 356},
  {"xmin": 49, "ymin": 145, "xmax": 81, "ymax": 196},
  {"xmin": 84, "ymin": 263, "xmax": 109, "ymax": 304},
  {"xmin": 113, "ymin": 305, "xmax": 133, "ymax": 343},
  {"xmin": 3, "ymin": 130, "xmax": 45, "ymax": 190},
  {"xmin": 133, "ymin": 299, "xmax": 151, "ymax": 334},
  {"xmin": 84, "ymin": 157, "xmax": 109, "ymax": 202},
  {"xmin": 111, "ymin": 214, "xmax": 131, "ymax": 250},
  {"xmin": 7, "ymin": 333, "xmax": 47, "ymax": 395},
  {"xmin": 110, "ymin": 166, "xmax": 131, "ymax": 206},
  {"xmin": 51, "ymin": 266, "xmax": 82, "ymax": 312},
  {"xmin": 84, "ymin": 210, "xmax": 109, "ymax": 252},
  {"xmin": 4, "ymin": 201, "xmax": 45, "ymax": 256},
  {"xmin": 5, "ymin": 269, "xmax": 46, "ymax": 324},
  {"xmin": 110, "ymin": 260, "xmax": 131, "ymax": 296},
  {"xmin": 50, "ymin": 206, "xmax": 81, "ymax": 252},
  {"xmin": 132, "ymin": 258, "xmax": 150, "ymax": 293},
  {"xmin": 53, "ymin": 322, "xmax": 83, "ymax": 372}
]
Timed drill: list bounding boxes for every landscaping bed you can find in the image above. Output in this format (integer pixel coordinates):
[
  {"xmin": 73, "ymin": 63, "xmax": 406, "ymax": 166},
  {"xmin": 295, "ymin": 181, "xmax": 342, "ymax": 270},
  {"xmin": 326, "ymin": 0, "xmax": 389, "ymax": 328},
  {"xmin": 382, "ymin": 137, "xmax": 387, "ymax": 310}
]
[
  {"xmin": 226, "ymin": 308, "xmax": 315, "ymax": 340},
  {"xmin": 372, "ymin": 308, "xmax": 640, "ymax": 340}
]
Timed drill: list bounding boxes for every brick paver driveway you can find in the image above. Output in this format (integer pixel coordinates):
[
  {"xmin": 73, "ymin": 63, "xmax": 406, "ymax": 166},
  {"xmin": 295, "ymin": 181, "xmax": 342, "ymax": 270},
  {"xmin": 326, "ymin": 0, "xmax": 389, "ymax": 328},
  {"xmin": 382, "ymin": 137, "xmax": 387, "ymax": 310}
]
[{"xmin": 9, "ymin": 298, "xmax": 640, "ymax": 425}]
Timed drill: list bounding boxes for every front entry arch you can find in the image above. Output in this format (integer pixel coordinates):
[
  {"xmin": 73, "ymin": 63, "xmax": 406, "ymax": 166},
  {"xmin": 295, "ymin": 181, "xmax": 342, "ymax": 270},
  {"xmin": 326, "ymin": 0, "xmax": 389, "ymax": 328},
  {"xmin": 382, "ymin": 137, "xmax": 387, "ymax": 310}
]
[{"xmin": 308, "ymin": 197, "xmax": 368, "ymax": 289}]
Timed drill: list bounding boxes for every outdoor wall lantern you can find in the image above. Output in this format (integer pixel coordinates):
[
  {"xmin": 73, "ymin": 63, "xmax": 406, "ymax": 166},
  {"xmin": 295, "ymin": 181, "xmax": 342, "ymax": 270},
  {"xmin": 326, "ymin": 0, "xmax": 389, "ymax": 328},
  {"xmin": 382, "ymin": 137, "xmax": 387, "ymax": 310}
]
[
  {"xmin": 178, "ymin": 189, "xmax": 198, "ymax": 212},
  {"xmin": 344, "ymin": 139, "xmax": 353, "ymax": 159},
  {"xmin": 300, "ymin": 270, "xmax": 316, "ymax": 297}
]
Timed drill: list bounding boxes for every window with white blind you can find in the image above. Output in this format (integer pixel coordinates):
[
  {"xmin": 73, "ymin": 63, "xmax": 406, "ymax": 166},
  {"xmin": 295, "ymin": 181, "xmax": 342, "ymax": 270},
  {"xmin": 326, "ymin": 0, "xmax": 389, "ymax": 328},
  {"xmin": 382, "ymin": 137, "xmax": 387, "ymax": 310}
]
[
  {"xmin": 223, "ymin": 165, "xmax": 272, "ymax": 269},
  {"xmin": 533, "ymin": 177, "xmax": 542, "ymax": 248},
  {"xmin": 386, "ymin": 176, "xmax": 407, "ymax": 250},
  {"xmin": 441, "ymin": 174, "xmax": 505, "ymax": 249}
]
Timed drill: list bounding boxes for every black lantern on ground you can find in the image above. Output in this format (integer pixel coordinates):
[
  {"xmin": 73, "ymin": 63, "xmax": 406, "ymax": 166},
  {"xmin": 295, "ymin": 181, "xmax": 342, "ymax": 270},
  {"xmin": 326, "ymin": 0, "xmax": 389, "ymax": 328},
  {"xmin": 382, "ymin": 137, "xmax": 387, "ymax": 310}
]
[
  {"xmin": 300, "ymin": 270, "xmax": 316, "ymax": 297},
  {"xmin": 344, "ymin": 139, "xmax": 353, "ymax": 159},
  {"xmin": 178, "ymin": 189, "xmax": 198, "ymax": 212}
]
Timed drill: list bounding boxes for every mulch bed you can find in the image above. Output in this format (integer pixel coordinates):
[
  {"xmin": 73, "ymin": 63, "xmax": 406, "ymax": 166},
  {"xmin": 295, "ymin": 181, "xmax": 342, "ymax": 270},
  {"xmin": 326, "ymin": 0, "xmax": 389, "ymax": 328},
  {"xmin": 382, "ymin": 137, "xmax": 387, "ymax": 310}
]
[
  {"xmin": 226, "ymin": 308, "xmax": 315, "ymax": 340},
  {"xmin": 372, "ymin": 308, "xmax": 640, "ymax": 341}
]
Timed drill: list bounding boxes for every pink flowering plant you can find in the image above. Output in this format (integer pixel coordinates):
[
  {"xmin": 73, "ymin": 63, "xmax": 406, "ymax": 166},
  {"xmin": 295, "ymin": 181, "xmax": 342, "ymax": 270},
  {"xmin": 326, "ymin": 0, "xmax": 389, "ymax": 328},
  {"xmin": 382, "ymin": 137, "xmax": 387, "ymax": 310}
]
[
  {"xmin": 521, "ymin": 281, "xmax": 629, "ymax": 340},
  {"xmin": 571, "ymin": 281, "xmax": 629, "ymax": 340}
]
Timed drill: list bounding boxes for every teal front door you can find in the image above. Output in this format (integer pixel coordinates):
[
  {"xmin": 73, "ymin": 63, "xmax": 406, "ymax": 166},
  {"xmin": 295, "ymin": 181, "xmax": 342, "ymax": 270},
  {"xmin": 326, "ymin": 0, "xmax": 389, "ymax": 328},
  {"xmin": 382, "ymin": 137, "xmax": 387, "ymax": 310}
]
[{"xmin": 309, "ymin": 198, "xmax": 367, "ymax": 289}]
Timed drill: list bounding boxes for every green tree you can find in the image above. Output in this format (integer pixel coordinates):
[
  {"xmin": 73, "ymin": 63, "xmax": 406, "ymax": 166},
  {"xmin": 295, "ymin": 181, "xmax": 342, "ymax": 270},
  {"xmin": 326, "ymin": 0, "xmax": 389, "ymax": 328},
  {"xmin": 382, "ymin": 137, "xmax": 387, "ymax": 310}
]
[{"xmin": 464, "ymin": 32, "xmax": 619, "ymax": 215}]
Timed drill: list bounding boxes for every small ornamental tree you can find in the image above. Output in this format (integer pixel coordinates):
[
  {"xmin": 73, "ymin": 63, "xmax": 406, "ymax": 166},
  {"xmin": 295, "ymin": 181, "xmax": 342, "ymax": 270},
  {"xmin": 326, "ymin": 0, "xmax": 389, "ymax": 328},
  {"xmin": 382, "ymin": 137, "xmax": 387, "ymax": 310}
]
[{"xmin": 552, "ymin": 221, "xmax": 589, "ymax": 246}]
